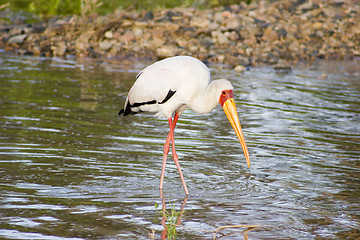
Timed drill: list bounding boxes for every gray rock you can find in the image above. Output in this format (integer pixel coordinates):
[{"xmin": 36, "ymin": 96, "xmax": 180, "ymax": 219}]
[{"xmin": 9, "ymin": 34, "xmax": 27, "ymax": 44}]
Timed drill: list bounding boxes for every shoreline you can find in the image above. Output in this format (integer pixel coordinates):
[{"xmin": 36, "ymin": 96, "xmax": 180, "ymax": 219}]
[{"xmin": 1, "ymin": 0, "xmax": 359, "ymax": 68}]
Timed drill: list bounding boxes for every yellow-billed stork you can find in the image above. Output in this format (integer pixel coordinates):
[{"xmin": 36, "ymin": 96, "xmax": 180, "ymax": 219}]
[{"xmin": 119, "ymin": 56, "xmax": 250, "ymax": 195}]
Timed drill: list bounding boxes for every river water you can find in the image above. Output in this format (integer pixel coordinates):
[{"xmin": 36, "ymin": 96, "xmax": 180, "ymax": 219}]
[{"xmin": 0, "ymin": 53, "xmax": 359, "ymax": 239}]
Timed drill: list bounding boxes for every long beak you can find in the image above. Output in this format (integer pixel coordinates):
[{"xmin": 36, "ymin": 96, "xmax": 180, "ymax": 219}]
[{"xmin": 222, "ymin": 98, "xmax": 250, "ymax": 167}]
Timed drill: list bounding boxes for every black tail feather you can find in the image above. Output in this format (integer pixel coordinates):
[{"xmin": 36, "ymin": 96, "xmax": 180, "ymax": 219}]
[
  {"xmin": 118, "ymin": 109, "xmax": 125, "ymax": 116},
  {"xmin": 118, "ymin": 101, "xmax": 134, "ymax": 116}
]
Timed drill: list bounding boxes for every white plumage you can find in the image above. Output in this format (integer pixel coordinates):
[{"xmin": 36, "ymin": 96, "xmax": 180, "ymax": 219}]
[
  {"xmin": 119, "ymin": 56, "xmax": 250, "ymax": 195},
  {"xmin": 120, "ymin": 56, "xmax": 233, "ymax": 118}
]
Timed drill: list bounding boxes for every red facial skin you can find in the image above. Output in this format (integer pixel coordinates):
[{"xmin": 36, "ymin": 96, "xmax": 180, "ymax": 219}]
[{"xmin": 219, "ymin": 89, "xmax": 234, "ymax": 106}]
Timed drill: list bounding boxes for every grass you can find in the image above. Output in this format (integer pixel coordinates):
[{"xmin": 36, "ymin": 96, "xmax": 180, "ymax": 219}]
[
  {"xmin": 152, "ymin": 198, "xmax": 264, "ymax": 239},
  {"xmin": 2, "ymin": 0, "xmax": 254, "ymax": 17},
  {"xmin": 153, "ymin": 201, "xmax": 184, "ymax": 239},
  {"xmin": 163, "ymin": 202, "xmax": 183, "ymax": 239}
]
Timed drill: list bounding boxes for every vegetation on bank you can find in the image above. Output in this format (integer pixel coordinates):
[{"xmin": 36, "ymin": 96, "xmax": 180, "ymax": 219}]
[{"xmin": 0, "ymin": 0, "xmax": 252, "ymax": 17}]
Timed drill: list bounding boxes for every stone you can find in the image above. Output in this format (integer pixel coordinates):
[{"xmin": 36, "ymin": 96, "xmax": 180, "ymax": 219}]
[
  {"xmin": 99, "ymin": 40, "xmax": 113, "ymax": 51},
  {"xmin": 144, "ymin": 11, "xmax": 154, "ymax": 21},
  {"xmin": 156, "ymin": 46, "xmax": 177, "ymax": 58},
  {"xmin": 75, "ymin": 42, "xmax": 87, "ymax": 52},
  {"xmin": 199, "ymin": 37, "xmax": 214, "ymax": 49},
  {"xmin": 263, "ymin": 26, "xmax": 279, "ymax": 41},
  {"xmin": 212, "ymin": 31, "xmax": 229, "ymax": 45},
  {"xmin": 190, "ymin": 17, "xmax": 210, "ymax": 28},
  {"xmin": 319, "ymin": 73, "xmax": 327, "ymax": 79},
  {"xmin": 225, "ymin": 18, "xmax": 241, "ymax": 29},
  {"xmin": 234, "ymin": 65, "xmax": 246, "ymax": 72},
  {"xmin": 9, "ymin": 34, "xmax": 27, "ymax": 44},
  {"xmin": 227, "ymin": 31, "xmax": 239, "ymax": 41},
  {"xmin": 104, "ymin": 31, "xmax": 113, "ymax": 39},
  {"xmin": 51, "ymin": 42, "xmax": 67, "ymax": 56},
  {"xmin": 118, "ymin": 32, "xmax": 135, "ymax": 44},
  {"xmin": 274, "ymin": 60, "xmax": 292, "ymax": 71},
  {"xmin": 236, "ymin": 54, "xmax": 250, "ymax": 66},
  {"xmin": 151, "ymin": 37, "xmax": 165, "ymax": 48},
  {"xmin": 133, "ymin": 28, "xmax": 143, "ymax": 39}
]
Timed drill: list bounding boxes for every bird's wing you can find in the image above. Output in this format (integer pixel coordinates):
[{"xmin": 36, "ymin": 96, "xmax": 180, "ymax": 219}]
[
  {"xmin": 119, "ymin": 64, "xmax": 182, "ymax": 116},
  {"xmin": 130, "ymin": 69, "xmax": 179, "ymax": 103},
  {"xmin": 119, "ymin": 56, "xmax": 210, "ymax": 116}
]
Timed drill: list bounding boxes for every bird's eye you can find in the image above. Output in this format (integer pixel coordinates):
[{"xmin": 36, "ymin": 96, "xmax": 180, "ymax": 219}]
[{"xmin": 222, "ymin": 91, "xmax": 226, "ymax": 96}]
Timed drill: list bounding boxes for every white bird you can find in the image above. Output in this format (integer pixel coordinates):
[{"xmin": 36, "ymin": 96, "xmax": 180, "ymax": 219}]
[{"xmin": 119, "ymin": 56, "xmax": 250, "ymax": 195}]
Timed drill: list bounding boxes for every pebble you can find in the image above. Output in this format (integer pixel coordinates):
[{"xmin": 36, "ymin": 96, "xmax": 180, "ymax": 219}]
[
  {"xmin": 234, "ymin": 65, "xmax": 247, "ymax": 72},
  {"xmin": 104, "ymin": 31, "xmax": 113, "ymax": 39},
  {"xmin": 99, "ymin": 40, "xmax": 113, "ymax": 51},
  {"xmin": 9, "ymin": 34, "xmax": 27, "ymax": 44}
]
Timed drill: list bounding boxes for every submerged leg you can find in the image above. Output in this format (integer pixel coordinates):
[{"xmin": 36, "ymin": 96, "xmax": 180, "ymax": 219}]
[
  {"xmin": 168, "ymin": 116, "xmax": 189, "ymax": 195},
  {"xmin": 159, "ymin": 113, "xmax": 186, "ymax": 194}
]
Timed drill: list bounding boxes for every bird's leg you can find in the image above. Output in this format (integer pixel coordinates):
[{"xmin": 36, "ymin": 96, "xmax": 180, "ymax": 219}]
[
  {"xmin": 159, "ymin": 113, "xmax": 179, "ymax": 192},
  {"xmin": 168, "ymin": 116, "xmax": 189, "ymax": 195},
  {"xmin": 165, "ymin": 113, "xmax": 179, "ymax": 153}
]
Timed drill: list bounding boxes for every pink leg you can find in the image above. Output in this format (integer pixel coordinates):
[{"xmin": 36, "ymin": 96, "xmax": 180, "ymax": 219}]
[
  {"xmin": 159, "ymin": 113, "xmax": 179, "ymax": 192},
  {"xmin": 168, "ymin": 116, "xmax": 189, "ymax": 195},
  {"xmin": 159, "ymin": 113, "xmax": 189, "ymax": 196}
]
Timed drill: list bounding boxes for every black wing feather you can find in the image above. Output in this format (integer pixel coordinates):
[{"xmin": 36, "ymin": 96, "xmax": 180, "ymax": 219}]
[{"xmin": 118, "ymin": 89, "xmax": 176, "ymax": 117}]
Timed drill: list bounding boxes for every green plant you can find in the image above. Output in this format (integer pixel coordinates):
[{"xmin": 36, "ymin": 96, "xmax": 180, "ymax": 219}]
[
  {"xmin": 164, "ymin": 202, "xmax": 183, "ymax": 239},
  {"xmin": 155, "ymin": 201, "xmax": 184, "ymax": 239},
  {"xmin": 28, "ymin": 0, "xmax": 81, "ymax": 18},
  {"xmin": 81, "ymin": 0, "xmax": 102, "ymax": 18}
]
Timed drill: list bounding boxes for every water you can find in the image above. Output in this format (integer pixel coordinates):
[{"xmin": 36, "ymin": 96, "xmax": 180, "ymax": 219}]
[{"xmin": 0, "ymin": 53, "xmax": 359, "ymax": 239}]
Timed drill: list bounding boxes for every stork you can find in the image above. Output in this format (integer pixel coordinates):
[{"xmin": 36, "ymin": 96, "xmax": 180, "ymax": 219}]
[{"xmin": 119, "ymin": 56, "xmax": 250, "ymax": 195}]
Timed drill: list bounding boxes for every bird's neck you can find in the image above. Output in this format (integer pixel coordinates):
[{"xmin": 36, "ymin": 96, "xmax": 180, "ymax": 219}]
[{"xmin": 190, "ymin": 81, "xmax": 222, "ymax": 114}]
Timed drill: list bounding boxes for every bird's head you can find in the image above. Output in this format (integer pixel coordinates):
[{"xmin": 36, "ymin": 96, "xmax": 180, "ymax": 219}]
[{"xmin": 216, "ymin": 79, "xmax": 250, "ymax": 168}]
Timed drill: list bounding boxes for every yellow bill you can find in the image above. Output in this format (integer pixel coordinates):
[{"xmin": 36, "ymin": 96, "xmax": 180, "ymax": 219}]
[{"xmin": 222, "ymin": 97, "xmax": 250, "ymax": 167}]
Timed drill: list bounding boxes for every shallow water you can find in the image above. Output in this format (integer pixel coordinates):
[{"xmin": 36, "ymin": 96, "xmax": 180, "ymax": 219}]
[{"xmin": 0, "ymin": 53, "xmax": 359, "ymax": 239}]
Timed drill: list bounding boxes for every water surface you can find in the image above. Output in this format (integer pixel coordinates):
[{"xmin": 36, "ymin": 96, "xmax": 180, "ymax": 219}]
[{"xmin": 0, "ymin": 53, "xmax": 359, "ymax": 239}]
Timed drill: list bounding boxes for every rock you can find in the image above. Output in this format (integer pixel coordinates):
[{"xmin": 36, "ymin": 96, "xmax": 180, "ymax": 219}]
[
  {"xmin": 225, "ymin": 18, "xmax": 241, "ymax": 29},
  {"xmin": 221, "ymin": 11, "xmax": 233, "ymax": 19},
  {"xmin": 51, "ymin": 42, "xmax": 67, "ymax": 56},
  {"xmin": 323, "ymin": 6, "xmax": 344, "ymax": 18},
  {"xmin": 227, "ymin": 31, "xmax": 239, "ymax": 41},
  {"xmin": 33, "ymin": 46, "xmax": 41, "ymax": 56},
  {"xmin": 199, "ymin": 37, "xmax": 214, "ymax": 49},
  {"xmin": 277, "ymin": 28, "xmax": 287, "ymax": 38},
  {"xmin": 190, "ymin": 17, "xmax": 210, "ymax": 28},
  {"xmin": 9, "ymin": 34, "xmax": 27, "ymax": 44},
  {"xmin": 151, "ymin": 37, "xmax": 165, "ymax": 48},
  {"xmin": 274, "ymin": 60, "xmax": 292, "ymax": 71},
  {"xmin": 208, "ymin": 22, "xmax": 220, "ymax": 31},
  {"xmin": 55, "ymin": 19, "xmax": 67, "ymax": 25},
  {"xmin": 118, "ymin": 32, "xmax": 135, "ymax": 44},
  {"xmin": 75, "ymin": 41, "xmax": 87, "ymax": 52},
  {"xmin": 263, "ymin": 26, "xmax": 279, "ymax": 41},
  {"xmin": 212, "ymin": 31, "xmax": 229, "ymax": 45},
  {"xmin": 234, "ymin": 65, "xmax": 246, "ymax": 72},
  {"xmin": 143, "ymin": 11, "xmax": 154, "ymax": 21},
  {"xmin": 156, "ymin": 46, "xmax": 177, "ymax": 58},
  {"xmin": 104, "ymin": 31, "xmax": 113, "ymax": 39},
  {"xmin": 133, "ymin": 28, "xmax": 143, "ymax": 39},
  {"xmin": 319, "ymin": 73, "xmax": 327, "ymax": 79},
  {"xmin": 99, "ymin": 40, "xmax": 113, "ymax": 51},
  {"xmin": 243, "ymin": 35, "xmax": 257, "ymax": 46},
  {"xmin": 236, "ymin": 54, "xmax": 250, "ymax": 66}
]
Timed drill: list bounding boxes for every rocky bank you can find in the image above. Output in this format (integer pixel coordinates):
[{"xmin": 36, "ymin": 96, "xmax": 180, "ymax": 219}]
[{"xmin": 1, "ymin": 0, "xmax": 359, "ymax": 68}]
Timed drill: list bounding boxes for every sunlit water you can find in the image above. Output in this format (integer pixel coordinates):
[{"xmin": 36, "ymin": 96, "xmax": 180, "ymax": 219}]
[{"xmin": 0, "ymin": 53, "xmax": 359, "ymax": 239}]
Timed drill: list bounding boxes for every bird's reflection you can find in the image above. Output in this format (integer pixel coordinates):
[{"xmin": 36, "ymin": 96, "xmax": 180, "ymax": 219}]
[
  {"xmin": 159, "ymin": 189, "xmax": 188, "ymax": 240},
  {"xmin": 157, "ymin": 190, "xmax": 260, "ymax": 239}
]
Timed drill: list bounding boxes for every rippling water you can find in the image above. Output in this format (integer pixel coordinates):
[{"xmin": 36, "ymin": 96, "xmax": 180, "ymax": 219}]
[{"xmin": 0, "ymin": 53, "xmax": 359, "ymax": 239}]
